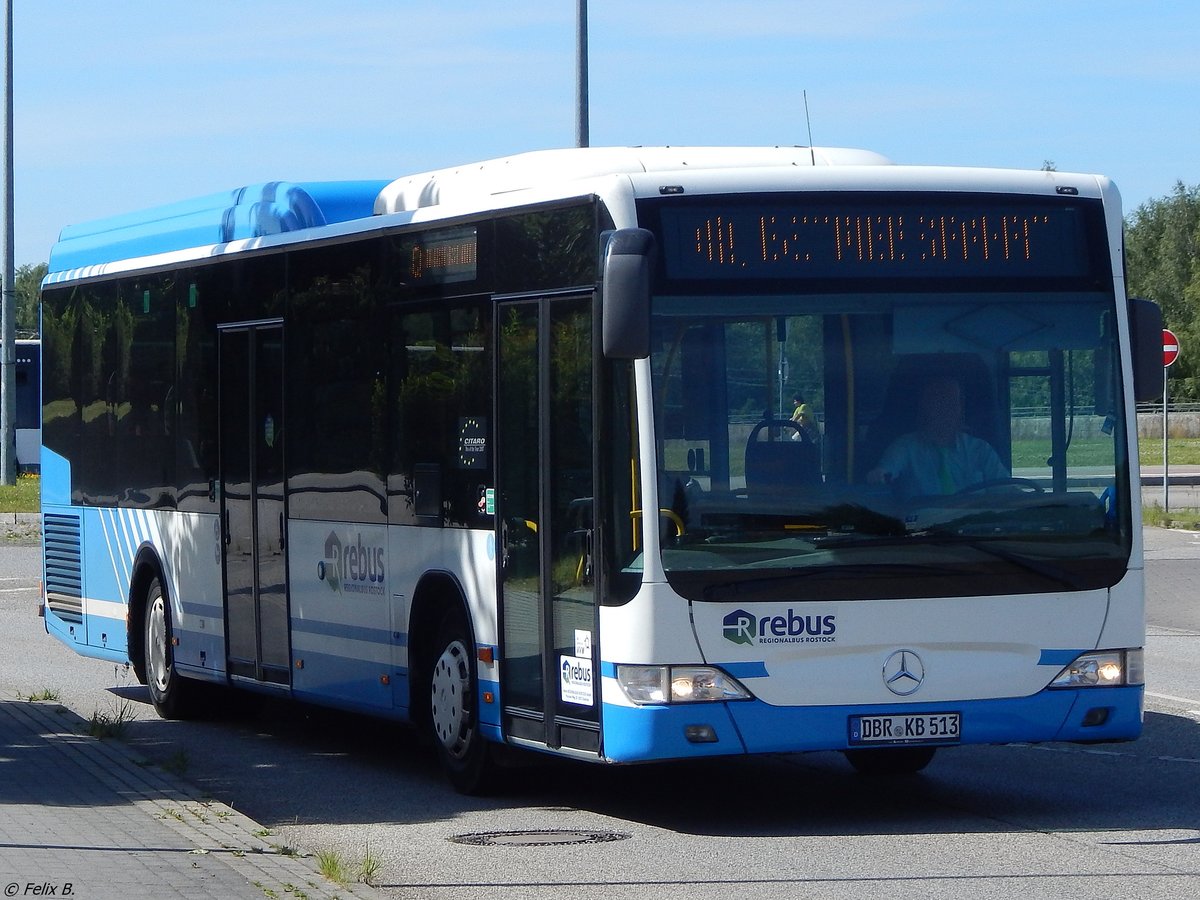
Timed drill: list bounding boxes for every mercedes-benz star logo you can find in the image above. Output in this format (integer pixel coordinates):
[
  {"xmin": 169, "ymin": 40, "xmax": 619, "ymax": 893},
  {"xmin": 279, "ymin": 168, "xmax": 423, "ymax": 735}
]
[{"xmin": 882, "ymin": 649, "xmax": 925, "ymax": 696}]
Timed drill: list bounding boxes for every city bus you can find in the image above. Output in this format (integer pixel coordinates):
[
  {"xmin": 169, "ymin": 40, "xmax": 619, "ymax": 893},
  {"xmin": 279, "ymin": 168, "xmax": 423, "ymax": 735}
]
[{"xmin": 40, "ymin": 147, "xmax": 1164, "ymax": 792}]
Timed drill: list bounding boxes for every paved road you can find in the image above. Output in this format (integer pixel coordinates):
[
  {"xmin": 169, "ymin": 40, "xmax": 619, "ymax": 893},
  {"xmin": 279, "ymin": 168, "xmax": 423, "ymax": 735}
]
[
  {"xmin": 1144, "ymin": 526, "xmax": 1200, "ymax": 708},
  {"xmin": 3, "ymin": 531, "xmax": 1200, "ymax": 899}
]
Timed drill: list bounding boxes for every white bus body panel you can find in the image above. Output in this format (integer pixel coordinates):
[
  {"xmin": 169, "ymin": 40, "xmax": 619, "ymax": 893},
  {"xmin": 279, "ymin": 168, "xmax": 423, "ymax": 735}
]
[
  {"xmin": 286, "ymin": 520, "xmax": 497, "ymax": 711},
  {"xmin": 688, "ymin": 591, "xmax": 1109, "ymax": 706}
]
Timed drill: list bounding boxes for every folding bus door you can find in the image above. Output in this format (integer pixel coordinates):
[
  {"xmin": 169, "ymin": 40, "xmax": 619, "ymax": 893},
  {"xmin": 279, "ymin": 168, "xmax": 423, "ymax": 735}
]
[
  {"xmin": 495, "ymin": 294, "xmax": 601, "ymax": 754},
  {"xmin": 218, "ymin": 321, "xmax": 291, "ymax": 686}
]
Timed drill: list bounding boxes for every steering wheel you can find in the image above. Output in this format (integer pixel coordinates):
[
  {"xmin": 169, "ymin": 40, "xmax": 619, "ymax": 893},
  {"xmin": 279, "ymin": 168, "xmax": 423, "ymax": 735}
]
[{"xmin": 955, "ymin": 477, "xmax": 1044, "ymax": 495}]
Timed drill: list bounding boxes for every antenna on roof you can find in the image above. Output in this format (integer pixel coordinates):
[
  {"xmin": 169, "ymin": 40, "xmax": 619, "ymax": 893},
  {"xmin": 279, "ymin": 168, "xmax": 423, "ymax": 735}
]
[{"xmin": 803, "ymin": 91, "xmax": 816, "ymax": 166}]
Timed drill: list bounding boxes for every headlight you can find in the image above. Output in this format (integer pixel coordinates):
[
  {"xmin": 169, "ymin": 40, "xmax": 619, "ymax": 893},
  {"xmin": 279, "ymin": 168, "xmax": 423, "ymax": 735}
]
[
  {"xmin": 616, "ymin": 664, "xmax": 753, "ymax": 705},
  {"xmin": 1049, "ymin": 649, "xmax": 1143, "ymax": 688}
]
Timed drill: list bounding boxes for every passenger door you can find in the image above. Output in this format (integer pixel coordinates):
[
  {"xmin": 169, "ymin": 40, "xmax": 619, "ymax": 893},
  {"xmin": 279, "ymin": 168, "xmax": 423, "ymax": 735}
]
[
  {"xmin": 495, "ymin": 295, "xmax": 600, "ymax": 753},
  {"xmin": 218, "ymin": 322, "xmax": 291, "ymax": 686}
]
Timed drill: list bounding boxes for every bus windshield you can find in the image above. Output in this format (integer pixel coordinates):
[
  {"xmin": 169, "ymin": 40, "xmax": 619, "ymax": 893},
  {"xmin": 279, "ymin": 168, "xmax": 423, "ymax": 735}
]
[
  {"xmin": 643, "ymin": 287, "xmax": 1130, "ymax": 601},
  {"xmin": 623, "ymin": 189, "xmax": 1132, "ymax": 602}
]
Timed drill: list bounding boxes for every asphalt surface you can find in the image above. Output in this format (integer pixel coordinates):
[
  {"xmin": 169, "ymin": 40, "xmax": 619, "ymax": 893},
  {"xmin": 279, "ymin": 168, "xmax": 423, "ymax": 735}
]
[{"xmin": 0, "ymin": 487, "xmax": 1195, "ymax": 900}]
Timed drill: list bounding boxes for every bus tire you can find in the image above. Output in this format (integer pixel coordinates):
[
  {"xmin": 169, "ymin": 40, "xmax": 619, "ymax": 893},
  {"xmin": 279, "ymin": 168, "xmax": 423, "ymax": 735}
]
[
  {"xmin": 144, "ymin": 577, "xmax": 199, "ymax": 720},
  {"xmin": 428, "ymin": 609, "xmax": 494, "ymax": 794},
  {"xmin": 843, "ymin": 746, "xmax": 937, "ymax": 776}
]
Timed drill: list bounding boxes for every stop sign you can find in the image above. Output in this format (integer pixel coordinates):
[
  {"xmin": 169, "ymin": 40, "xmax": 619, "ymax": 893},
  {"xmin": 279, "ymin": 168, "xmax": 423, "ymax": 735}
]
[{"xmin": 1163, "ymin": 328, "xmax": 1181, "ymax": 368}]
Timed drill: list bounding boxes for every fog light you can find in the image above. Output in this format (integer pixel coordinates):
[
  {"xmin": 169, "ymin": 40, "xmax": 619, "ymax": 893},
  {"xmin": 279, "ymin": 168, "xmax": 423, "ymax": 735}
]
[
  {"xmin": 1081, "ymin": 707, "xmax": 1111, "ymax": 727},
  {"xmin": 684, "ymin": 724, "xmax": 719, "ymax": 743}
]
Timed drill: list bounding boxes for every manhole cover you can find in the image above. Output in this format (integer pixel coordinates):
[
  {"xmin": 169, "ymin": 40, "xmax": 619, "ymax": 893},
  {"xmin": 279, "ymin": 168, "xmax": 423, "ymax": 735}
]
[{"xmin": 449, "ymin": 829, "xmax": 632, "ymax": 847}]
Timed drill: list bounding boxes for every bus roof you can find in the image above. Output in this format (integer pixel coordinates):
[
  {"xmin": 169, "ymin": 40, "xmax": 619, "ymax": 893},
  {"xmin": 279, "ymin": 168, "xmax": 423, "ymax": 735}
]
[
  {"xmin": 48, "ymin": 180, "xmax": 389, "ymax": 274},
  {"xmin": 47, "ymin": 147, "xmax": 892, "ymax": 275},
  {"xmin": 373, "ymin": 146, "xmax": 892, "ymax": 214}
]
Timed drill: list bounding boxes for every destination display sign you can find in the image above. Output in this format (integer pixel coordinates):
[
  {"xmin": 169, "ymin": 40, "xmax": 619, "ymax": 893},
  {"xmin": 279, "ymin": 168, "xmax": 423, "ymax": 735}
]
[
  {"xmin": 399, "ymin": 225, "xmax": 478, "ymax": 285},
  {"xmin": 655, "ymin": 195, "xmax": 1098, "ymax": 282}
]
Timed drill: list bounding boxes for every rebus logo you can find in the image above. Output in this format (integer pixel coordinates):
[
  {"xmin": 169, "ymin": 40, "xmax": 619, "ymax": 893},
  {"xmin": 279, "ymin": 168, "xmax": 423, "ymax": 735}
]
[
  {"xmin": 722, "ymin": 608, "xmax": 837, "ymax": 645},
  {"xmin": 317, "ymin": 531, "xmax": 385, "ymax": 596},
  {"xmin": 317, "ymin": 533, "xmax": 343, "ymax": 592},
  {"xmin": 723, "ymin": 609, "xmax": 757, "ymax": 646},
  {"xmin": 561, "ymin": 658, "xmax": 592, "ymax": 686}
]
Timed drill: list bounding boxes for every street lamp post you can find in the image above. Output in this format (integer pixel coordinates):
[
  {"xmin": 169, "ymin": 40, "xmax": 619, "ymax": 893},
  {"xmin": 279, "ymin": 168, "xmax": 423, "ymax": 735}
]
[
  {"xmin": 0, "ymin": 0, "xmax": 14, "ymax": 486},
  {"xmin": 575, "ymin": 0, "xmax": 588, "ymax": 148}
]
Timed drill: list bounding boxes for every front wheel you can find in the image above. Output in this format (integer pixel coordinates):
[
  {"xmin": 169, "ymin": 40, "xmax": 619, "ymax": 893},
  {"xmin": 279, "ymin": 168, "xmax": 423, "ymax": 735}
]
[
  {"xmin": 144, "ymin": 577, "xmax": 200, "ymax": 719},
  {"xmin": 843, "ymin": 746, "xmax": 937, "ymax": 775},
  {"xmin": 428, "ymin": 610, "xmax": 494, "ymax": 794}
]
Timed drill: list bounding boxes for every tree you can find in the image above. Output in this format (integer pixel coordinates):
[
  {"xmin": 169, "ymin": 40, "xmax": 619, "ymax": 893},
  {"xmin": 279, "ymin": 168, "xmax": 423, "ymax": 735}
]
[
  {"xmin": 14, "ymin": 262, "xmax": 46, "ymax": 337},
  {"xmin": 1125, "ymin": 183, "xmax": 1200, "ymax": 400}
]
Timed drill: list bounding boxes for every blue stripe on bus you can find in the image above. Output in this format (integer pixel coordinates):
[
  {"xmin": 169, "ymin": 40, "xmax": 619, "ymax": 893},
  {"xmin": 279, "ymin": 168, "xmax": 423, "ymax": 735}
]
[
  {"xmin": 291, "ymin": 619, "xmax": 405, "ymax": 646},
  {"xmin": 599, "ymin": 685, "xmax": 1143, "ymax": 763},
  {"xmin": 289, "ymin": 648, "xmax": 407, "ymax": 715},
  {"xmin": 720, "ymin": 661, "xmax": 770, "ymax": 679},
  {"xmin": 181, "ymin": 602, "xmax": 224, "ymax": 619},
  {"xmin": 600, "ymin": 660, "xmax": 768, "ymax": 679},
  {"xmin": 1038, "ymin": 649, "xmax": 1085, "ymax": 666},
  {"xmin": 479, "ymin": 679, "xmax": 501, "ymax": 729}
]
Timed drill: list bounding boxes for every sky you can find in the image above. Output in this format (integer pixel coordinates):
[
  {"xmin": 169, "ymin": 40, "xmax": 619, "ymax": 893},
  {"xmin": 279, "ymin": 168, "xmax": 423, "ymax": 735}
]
[{"xmin": 12, "ymin": 1, "xmax": 1200, "ymax": 267}]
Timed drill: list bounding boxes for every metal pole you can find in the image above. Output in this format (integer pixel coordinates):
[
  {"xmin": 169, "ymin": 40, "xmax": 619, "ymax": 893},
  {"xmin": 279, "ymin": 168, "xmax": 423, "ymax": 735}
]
[
  {"xmin": 575, "ymin": 0, "xmax": 589, "ymax": 148},
  {"xmin": 1163, "ymin": 366, "xmax": 1169, "ymax": 511},
  {"xmin": 0, "ymin": 0, "xmax": 15, "ymax": 486}
]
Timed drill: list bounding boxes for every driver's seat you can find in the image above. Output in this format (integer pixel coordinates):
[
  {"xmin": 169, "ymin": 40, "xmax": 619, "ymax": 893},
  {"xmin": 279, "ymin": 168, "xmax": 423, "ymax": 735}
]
[{"xmin": 744, "ymin": 419, "xmax": 820, "ymax": 499}]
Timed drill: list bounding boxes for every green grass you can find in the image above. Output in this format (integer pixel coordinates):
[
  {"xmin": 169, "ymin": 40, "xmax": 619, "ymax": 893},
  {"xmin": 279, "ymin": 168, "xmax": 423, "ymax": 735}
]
[
  {"xmin": 315, "ymin": 849, "xmax": 351, "ymax": 885},
  {"xmin": 1143, "ymin": 503, "xmax": 1200, "ymax": 530},
  {"xmin": 1138, "ymin": 438, "xmax": 1200, "ymax": 466},
  {"xmin": 85, "ymin": 699, "xmax": 135, "ymax": 739},
  {"xmin": 314, "ymin": 845, "xmax": 382, "ymax": 887},
  {"xmin": 18, "ymin": 688, "xmax": 61, "ymax": 702},
  {"xmin": 0, "ymin": 473, "xmax": 38, "ymax": 513}
]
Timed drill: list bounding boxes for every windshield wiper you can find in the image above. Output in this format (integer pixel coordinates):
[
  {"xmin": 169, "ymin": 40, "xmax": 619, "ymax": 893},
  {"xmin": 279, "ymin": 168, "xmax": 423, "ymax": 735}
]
[
  {"xmin": 702, "ymin": 562, "xmax": 959, "ymax": 601},
  {"xmin": 906, "ymin": 530, "xmax": 1087, "ymax": 589},
  {"xmin": 796, "ymin": 529, "xmax": 1090, "ymax": 591}
]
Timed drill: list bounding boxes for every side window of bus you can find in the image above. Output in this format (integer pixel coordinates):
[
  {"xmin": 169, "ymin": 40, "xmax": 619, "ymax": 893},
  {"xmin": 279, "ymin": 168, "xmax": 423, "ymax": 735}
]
[
  {"xmin": 389, "ymin": 303, "xmax": 492, "ymax": 527},
  {"xmin": 177, "ymin": 256, "xmax": 285, "ymax": 512},
  {"xmin": 40, "ymin": 285, "xmax": 84, "ymax": 495},
  {"xmin": 288, "ymin": 242, "xmax": 387, "ymax": 524},
  {"xmin": 61, "ymin": 275, "xmax": 177, "ymax": 508}
]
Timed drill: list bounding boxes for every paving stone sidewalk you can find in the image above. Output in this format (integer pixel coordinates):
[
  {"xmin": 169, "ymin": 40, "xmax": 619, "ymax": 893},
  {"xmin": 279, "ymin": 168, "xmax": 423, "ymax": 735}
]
[{"xmin": 0, "ymin": 695, "xmax": 384, "ymax": 900}]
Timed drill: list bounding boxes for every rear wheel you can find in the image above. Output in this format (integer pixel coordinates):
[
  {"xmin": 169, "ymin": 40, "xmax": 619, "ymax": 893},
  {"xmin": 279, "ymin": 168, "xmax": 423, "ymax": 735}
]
[
  {"xmin": 428, "ymin": 610, "xmax": 494, "ymax": 794},
  {"xmin": 843, "ymin": 746, "xmax": 937, "ymax": 775},
  {"xmin": 144, "ymin": 577, "xmax": 200, "ymax": 719}
]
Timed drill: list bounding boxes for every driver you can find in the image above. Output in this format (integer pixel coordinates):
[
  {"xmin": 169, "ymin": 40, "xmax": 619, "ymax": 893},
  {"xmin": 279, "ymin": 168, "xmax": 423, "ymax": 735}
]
[{"xmin": 867, "ymin": 376, "xmax": 1007, "ymax": 497}]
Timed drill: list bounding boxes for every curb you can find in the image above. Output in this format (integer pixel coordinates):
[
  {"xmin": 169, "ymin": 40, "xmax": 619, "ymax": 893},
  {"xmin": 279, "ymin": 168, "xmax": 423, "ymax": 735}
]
[
  {"xmin": 0, "ymin": 512, "xmax": 39, "ymax": 541},
  {"xmin": 5, "ymin": 697, "xmax": 387, "ymax": 900}
]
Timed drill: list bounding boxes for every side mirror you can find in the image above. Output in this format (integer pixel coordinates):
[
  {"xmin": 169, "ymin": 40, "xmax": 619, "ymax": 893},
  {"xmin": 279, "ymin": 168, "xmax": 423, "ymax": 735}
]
[
  {"xmin": 601, "ymin": 229, "xmax": 655, "ymax": 359},
  {"xmin": 1128, "ymin": 297, "xmax": 1164, "ymax": 403}
]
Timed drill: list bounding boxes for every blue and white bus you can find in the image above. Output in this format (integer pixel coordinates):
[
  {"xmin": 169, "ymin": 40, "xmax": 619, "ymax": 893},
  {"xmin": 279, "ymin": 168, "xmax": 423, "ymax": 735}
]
[{"xmin": 40, "ymin": 148, "xmax": 1163, "ymax": 791}]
